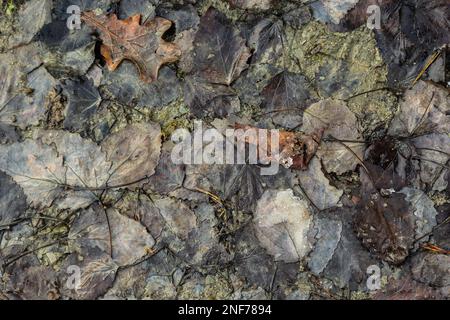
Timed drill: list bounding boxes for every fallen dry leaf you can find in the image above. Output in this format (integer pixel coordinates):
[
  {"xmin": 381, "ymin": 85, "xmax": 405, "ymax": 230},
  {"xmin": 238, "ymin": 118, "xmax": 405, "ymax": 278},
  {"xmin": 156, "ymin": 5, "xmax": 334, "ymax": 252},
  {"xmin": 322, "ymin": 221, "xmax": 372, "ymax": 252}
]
[
  {"xmin": 191, "ymin": 7, "xmax": 251, "ymax": 86},
  {"xmin": 295, "ymin": 157, "xmax": 343, "ymax": 210},
  {"xmin": 261, "ymin": 71, "xmax": 317, "ymax": 128},
  {"xmin": 354, "ymin": 192, "xmax": 414, "ymax": 265},
  {"xmin": 372, "ymin": 276, "xmax": 442, "ymax": 300},
  {"xmin": 388, "ymin": 81, "xmax": 450, "ymax": 137},
  {"xmin": 254, "ymin": 189, "xmax": 312, "ymax": 263},
  {"xmin": 234, "ymin": 123, "xmax": 323, "ymax": 170},
  {"xmin": 69, "ymin": 204, "xmax": 155, "ymax": 266},
  {"xmin": 227, "ymin": 0, "xmax": 273, "ymax": 11},
  {"xmin": 101, "ymin": 122, "xmax": 162, "ymax": 187},
  {"xmin": 302, "ymin": 99, "xmax": 365, "ymax": 174},
  {"xmin": 81, "ymin": 11, "xmax": 181, "ymax": 83}
]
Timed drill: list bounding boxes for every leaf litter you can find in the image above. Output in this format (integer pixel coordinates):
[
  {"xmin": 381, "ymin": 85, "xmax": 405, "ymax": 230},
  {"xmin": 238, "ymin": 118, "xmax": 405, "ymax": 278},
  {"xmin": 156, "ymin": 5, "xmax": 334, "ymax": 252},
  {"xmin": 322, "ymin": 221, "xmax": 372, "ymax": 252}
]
[{"xmin": 0, "ymin": 0, "xmax": 449, "ymax": 300}]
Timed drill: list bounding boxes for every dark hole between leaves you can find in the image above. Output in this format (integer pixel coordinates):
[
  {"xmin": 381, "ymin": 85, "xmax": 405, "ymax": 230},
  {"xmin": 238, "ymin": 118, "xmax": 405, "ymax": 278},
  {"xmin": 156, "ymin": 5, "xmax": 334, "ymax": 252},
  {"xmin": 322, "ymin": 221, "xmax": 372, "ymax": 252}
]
[
  {"xmin": 161, "ymin": 23, "xmax": 176, "ymax": 43},
  {"xmin": 94, "ymin": 41, "xmax": 105, "ymax": 67}
]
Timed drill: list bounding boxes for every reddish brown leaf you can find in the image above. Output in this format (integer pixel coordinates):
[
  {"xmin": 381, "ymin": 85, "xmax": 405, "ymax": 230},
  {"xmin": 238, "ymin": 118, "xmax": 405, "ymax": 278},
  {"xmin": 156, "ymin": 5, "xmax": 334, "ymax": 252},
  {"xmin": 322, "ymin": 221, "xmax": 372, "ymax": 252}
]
[
  {"xmin": 81, "ymin": 11, "xmax": 181, "ymax": 83},
  {"xmin": 234, "ymin": 124, "xmax": 323, "ymax": 170}
]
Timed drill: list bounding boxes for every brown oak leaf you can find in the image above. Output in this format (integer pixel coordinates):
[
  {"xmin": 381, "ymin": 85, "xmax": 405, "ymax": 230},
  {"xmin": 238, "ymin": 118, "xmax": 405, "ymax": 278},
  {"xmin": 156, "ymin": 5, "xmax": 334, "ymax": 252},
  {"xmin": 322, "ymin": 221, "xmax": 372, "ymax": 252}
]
[{"xmin": 81, "ymin": 11, "xmax": 181, "ymax": 83}]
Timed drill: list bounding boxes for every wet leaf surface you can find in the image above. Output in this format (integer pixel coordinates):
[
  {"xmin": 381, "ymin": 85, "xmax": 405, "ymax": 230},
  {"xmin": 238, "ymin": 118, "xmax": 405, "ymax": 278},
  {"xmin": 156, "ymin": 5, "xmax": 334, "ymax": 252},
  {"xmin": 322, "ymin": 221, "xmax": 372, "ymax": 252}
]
[{"xmin": 0, "ymin": 0, "xmax": 449, "ymax": 300}]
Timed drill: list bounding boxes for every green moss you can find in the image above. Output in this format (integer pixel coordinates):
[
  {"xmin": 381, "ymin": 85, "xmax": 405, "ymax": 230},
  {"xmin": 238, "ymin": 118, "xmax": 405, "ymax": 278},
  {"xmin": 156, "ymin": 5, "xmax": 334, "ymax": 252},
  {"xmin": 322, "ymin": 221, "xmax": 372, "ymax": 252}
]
[
  {"xmin": 148, "ymin": 99, "xmax": 192, "ymax": 140},
  {"xmin": 177, "ymin": 272, "xmax": 234, "ymax": 300},
  {"xmin": 198, "ymin": 0, "xmax": 245, "ymax": 22},
  {"xmin": 5, "ymin": 0, "xmax": 15, "ymax": 16},
  {"xmin": 282, "ymin": 22, "xmax": 386, "ymax": 81},
  {"xmin": 347, "ymin": 90, "xmax": 398, "ymax": 136}
]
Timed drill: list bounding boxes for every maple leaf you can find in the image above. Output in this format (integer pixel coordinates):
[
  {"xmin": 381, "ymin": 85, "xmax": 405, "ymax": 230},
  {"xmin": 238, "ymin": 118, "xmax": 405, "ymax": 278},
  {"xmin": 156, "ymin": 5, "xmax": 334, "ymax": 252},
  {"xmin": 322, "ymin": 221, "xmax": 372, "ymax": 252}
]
[{"xmin": 81, "ymin": 11, "xmax": 181, "ymax": 83}]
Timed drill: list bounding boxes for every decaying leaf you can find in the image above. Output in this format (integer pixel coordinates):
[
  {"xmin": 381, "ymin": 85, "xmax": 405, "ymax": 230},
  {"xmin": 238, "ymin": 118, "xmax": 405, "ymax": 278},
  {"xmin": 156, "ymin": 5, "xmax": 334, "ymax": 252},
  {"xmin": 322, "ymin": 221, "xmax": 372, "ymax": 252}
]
[
  {"xmin": 373, "ymin": 276, "xmax": 443, "ymax": 300},
  {"xmin": 184, "ymin": 75, "xmax": 240, "ymax": 117},
  {"xmin": 81, "ymin": 11, "xmax": 181, "ymax": 83},
  {"xmin": 308, "ymin": 215, "xmax": 343, "ymax": 275},
  {"xmin": 412, "ymin": 253, "xmax": 450, "ymax": 288},
  {"xmin": 101, "ymin": 62, "xmax": 182, "ymax": 108},
  {"xmin": 227, "ymin": 0, "xmax": 273, "ymax": 11},
  {"xmin": 233, "ymin": 225, "xmax": 277, "ymax": 290},
  {"xmin": 356, "ymin": 144, "xmax": 438, "ymax": 264},
  {"xmin": 35, "ymin": 130, "xmax": 112, "ymax": 209},
  {"xmin": 157, "ymin": 200, "xmax": 231, "ymax": 267},
  {"xmin": 8, "ymin": 0, "xmax": 52, "ymax": 48},
  {"xmin": 62, "ymin": 77, "xmax": 102, "ymax": 132},
  {"xmin": 320, "ymin": 208, "xmax": 377, "ymax": 290},
  {"xmin": 69, "ymin": 204, "xmax": 155, "ymax": 266},
  {"xmin": 0, "ymin": 60, "xmax": 57, "ymax": 129},
  {"xmin": 400, "ymin": 187, "xmax": 438, "ymax": 242},
  {"xmin": 388, "ymin": 81, "xmax": 450, "ymax": 137},
  {"xmin": 411, "ymin": 133, "xmax": 450, "ymax": 192},
  {"xmin": 354, "ymin": 186, "xmax": 438, "ymax": 265},
  {"xmin": 261, "ymin": 71, "xmax": 317, "ymax": 128},
  {"xmin": 153, "ymin": 197, "xmax": 197, "ymax": 241},
  {"xmin": 311, "ymin": 0, "xmax": 359, "ymax": 24},
  {"xmin": 192, "ymin": 7, "xmax": 251, "ymax": 86},
  {"xmin": 302, "ymin": 99, "xmax": 365, "ymax": 174},
  {"xmin": 3, "ymin": 254, "xmax": 59, "ymax": 300},
  {"xmin": 183, "ymin": 7, "xmax": 251, "ymax": 116},
  {"xmin": 234, "ymin": 123, "xmax": 323, "ymax": 170},
  {"xmin": 146, "ymin": 141, "xmax": 186, "ymax": 194},
  {"xmin": 0, "ymin": 124, "xmax": 161, "ymax": 209},
  {"xmin": 58, "ymin": 251, "xmax": 117, "ymax": 300},
  {"xmin": 386, "ymin": 82, "xmax": 450, "ymax": 191},
  {"xmin": 103, "ymin": 249, "xmax": 180, "ymax": 300},
  {"xmin": 354, "ymin": 192, "xmax": 414, "ymax": 265},
  {"xmin": 248, "ymin": 18, "xmax": 284, "ymax": 65},
  {"xmin": 101, "ymin": 122, "xmax": 162, "ymax": 187},
  {"xmin": 0, "ymin": 171, "xmax": 27, "ymax": 228},
  {"xmin": 254, "ymin": 189, "xmax": 312, "ymax": 263},
  {"xmin": 0, "ymin": 139, "xmax": 68, "ymax": 209},
  {"xmin": 295, "ymin": 157, "xmax": 343, "ymax": 210}
]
